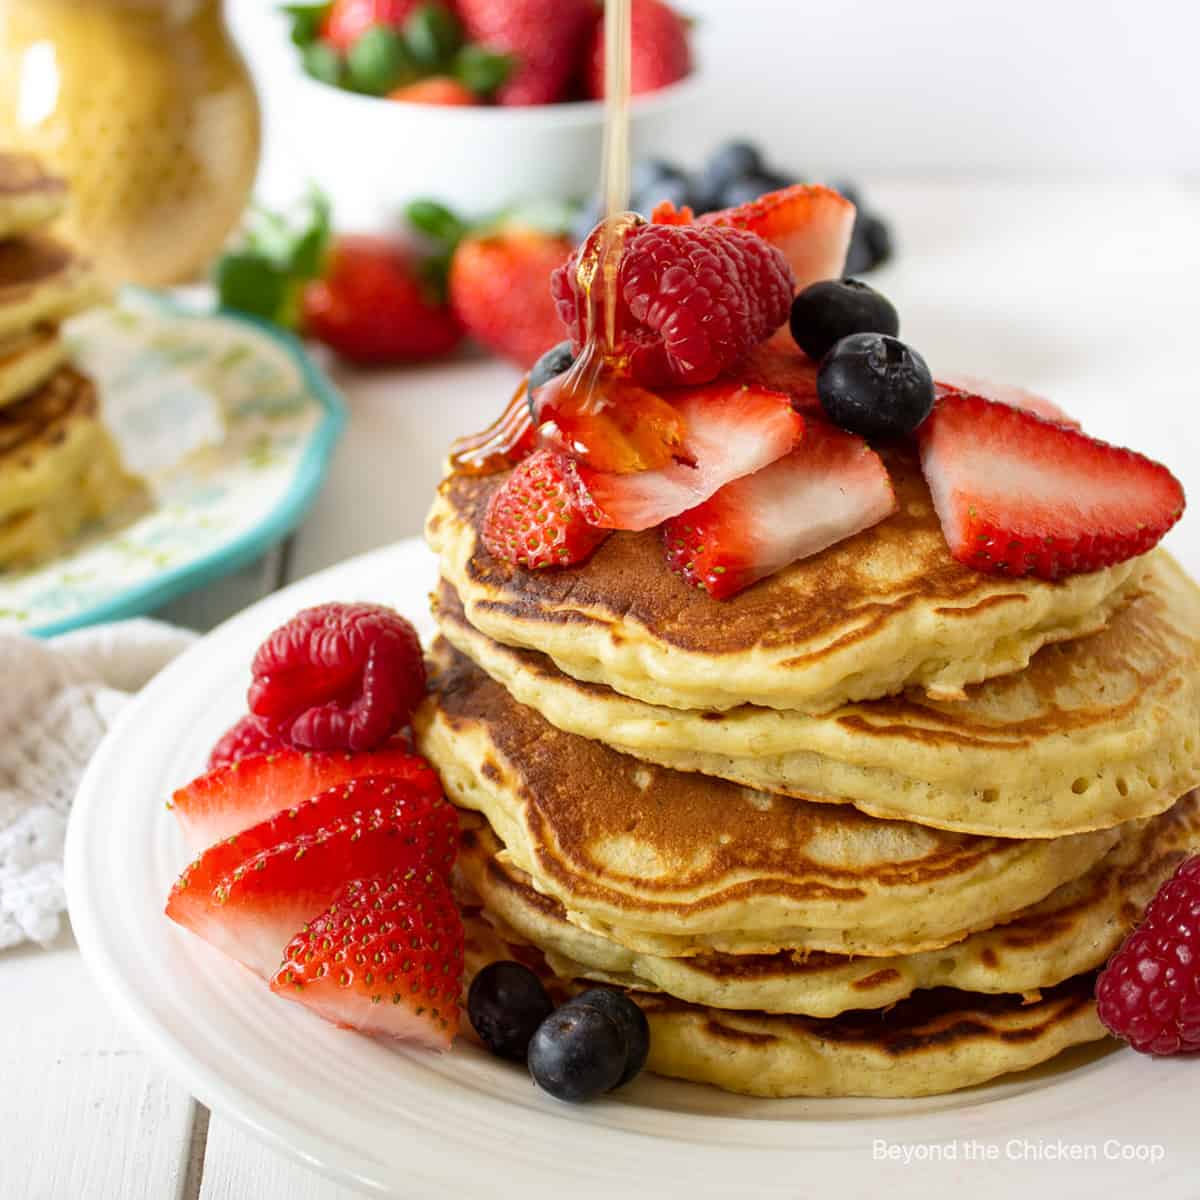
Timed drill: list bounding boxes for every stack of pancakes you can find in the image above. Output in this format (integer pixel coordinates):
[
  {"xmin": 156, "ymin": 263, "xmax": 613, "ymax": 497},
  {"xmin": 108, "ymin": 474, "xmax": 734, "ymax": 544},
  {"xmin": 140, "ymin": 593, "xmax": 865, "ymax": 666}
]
[
  {"xmin": 0, "ymin": 153, "xmax": 140, "ymax": 571},
  {"xmin": 418, "ymin": 447, "xmax": 1200, "ymax": 1098}
]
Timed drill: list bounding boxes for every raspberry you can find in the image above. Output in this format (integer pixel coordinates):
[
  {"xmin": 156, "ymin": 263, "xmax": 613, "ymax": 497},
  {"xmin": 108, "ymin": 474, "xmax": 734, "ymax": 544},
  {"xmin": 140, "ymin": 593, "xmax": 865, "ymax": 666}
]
[
  {"xmin": 207, "ymin": 714, "xmax": 285, "ymax": 770},
  {"xmin": 550, "ymin": 222, "xmax": 794, "ymax": 389},
  {"xmin": 248, "ymin": 603, "xmax": 426, "ymax": 753},
  {"xmin": 482, "ymin": 448, "xmax": 609, "ymax": 569},
  {"xmin": 1096, "ymin": 855, "xmax": 1200, "ymax": 1055}
]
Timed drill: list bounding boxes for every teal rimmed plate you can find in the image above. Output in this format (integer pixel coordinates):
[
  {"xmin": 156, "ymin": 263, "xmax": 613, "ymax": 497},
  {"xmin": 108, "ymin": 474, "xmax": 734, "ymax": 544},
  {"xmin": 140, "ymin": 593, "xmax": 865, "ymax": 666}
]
[{"xmin": 0, "ymin": 291, "xmax": 345, "ymax": 636}]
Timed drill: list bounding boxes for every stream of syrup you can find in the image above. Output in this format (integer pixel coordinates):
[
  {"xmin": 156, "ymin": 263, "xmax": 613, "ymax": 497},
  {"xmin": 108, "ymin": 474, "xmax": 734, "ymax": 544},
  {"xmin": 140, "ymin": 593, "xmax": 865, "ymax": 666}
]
[{"xmin": 449, "ymin": 0, "xmax": 686, "ymax": 477}]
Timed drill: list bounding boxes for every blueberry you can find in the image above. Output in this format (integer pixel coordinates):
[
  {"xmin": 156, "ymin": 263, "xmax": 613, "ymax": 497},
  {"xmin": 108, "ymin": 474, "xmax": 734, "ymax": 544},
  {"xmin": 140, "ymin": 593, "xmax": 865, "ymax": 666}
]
[
  {"xmin": 633, "ymin": 173, "xmax": 694, "ymax": 217},
  {"xmin": 830, "ymin": 179, "xmax": 861, "ymax": 210},
  {"xmin": 529, "ymin": 341, "xmax": 575, "ymax": 397},
  {"xmin": 467, "ymin": 961, "xmax": 554, "ymax": 1062},
  {"xmin": 527, "ymin": 1005, "xmax": 626, "ymax": 1102},
  {"xmin": 568, "ymin": 988, "xmax": 650, "ymax": 1087},
  {"xmin": 860, "ymin": 213, "xmax": 894, "ymax": 268},
  {"xmin": 694, "ymin": 140, "xmax": 763, "ymax": 211},
  {"xmin": 818, "ymin": 333, "xmax": 934, "ymax": 440},
  {"xmin": 718, "ymin": 170, "xmax": 792, "ymax": 210},
  {"xmin": 631, "ymin": 157, "xmax": 689, "ymax": 197},
  {"xmin": 789, "ymin": 279, "xmax": 899, "ymax": 361},
  {"xmin": 843, "ymin": 225, "xmax": 874, "ymax": 277}
]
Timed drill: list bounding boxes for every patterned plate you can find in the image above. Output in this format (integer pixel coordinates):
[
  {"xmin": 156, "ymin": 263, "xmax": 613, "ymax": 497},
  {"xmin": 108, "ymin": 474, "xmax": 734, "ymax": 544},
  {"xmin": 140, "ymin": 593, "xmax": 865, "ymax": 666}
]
[{"xmin": 0, "ymin": 293, "xmax": 345, "ymax": 635}]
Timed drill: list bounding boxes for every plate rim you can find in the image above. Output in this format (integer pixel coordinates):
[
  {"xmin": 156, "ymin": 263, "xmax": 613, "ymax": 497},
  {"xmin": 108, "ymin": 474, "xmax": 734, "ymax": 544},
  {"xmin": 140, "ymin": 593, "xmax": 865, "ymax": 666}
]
[{"xmin": 25, "ymin": 292, "xmax": 347, "ymax": 638}]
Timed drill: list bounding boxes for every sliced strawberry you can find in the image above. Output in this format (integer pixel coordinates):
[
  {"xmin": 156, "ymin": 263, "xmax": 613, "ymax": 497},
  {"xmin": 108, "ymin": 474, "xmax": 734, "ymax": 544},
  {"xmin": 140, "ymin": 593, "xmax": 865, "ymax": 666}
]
[
  {"xmin": 481, "ymin": 448, "xmax": 609, "ymax": 568},
  {"xmin": 272, "ymin": 868, "xmax": 464, "ymax": 1051},
  {"xmin": 701, "ymin": 185, "xmax": 856, "ymax": 294},
  {"xmin": 165, "ymin": 777, "xmax": 458, "ymax": 978},
  {"xmin": 919, "ymin": 391, "xmax": 1185, "ymax": 579},
  {"xmin": 936, "ymin": 374, "xmax": 1080, "ymax": 429},
  {"xmin": 576, "ymin": 382, "xmax": 804, "ymax": 532},
  {"xmin": 169, "ymin": 747, "xmax": 440, "ymax": 852},
  {"xmin": 663, "ymin": 421, "xmax": 896, "ymax": 599}
]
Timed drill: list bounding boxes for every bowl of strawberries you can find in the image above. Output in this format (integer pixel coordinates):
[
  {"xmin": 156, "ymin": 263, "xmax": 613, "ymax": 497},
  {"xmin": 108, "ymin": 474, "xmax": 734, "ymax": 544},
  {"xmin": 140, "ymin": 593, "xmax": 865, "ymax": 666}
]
[{"xmin": 270, "ymin": 0, "xmax": 702, "ymax": 228}]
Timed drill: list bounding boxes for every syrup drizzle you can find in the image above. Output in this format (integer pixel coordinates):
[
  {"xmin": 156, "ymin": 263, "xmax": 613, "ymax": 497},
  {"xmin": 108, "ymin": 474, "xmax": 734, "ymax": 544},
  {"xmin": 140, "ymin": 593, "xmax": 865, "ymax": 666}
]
[{"xmin": 450, "ymin": 0, "xmax": 682, "ymax": 477}]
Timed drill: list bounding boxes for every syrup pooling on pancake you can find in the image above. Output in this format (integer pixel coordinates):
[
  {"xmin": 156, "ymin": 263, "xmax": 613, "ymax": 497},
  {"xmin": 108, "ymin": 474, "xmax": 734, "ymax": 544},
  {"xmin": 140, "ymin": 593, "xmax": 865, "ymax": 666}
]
[
  {"xmin": 415, "ymin": 644, "xmax": 1123, "ymax": 959},
  {"xmin": 431, "ymin": 555, "xmax": 1200, "ymax": 838}
]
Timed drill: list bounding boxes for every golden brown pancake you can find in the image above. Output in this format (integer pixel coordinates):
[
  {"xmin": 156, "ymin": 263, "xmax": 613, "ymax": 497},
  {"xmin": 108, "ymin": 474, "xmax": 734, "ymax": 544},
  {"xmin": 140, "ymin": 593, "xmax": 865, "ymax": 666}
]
[
  {"xmin": 432, "ymin": 556, "xmax": 1200, "ymax": 838},
  {"xmin": 0, "ymin": 235, "xmax": 105, "ymax": 341},
  {"xmin": 0, "ymin": 324, "xmax": 68, "ymax": 409},
  {"xmin": 416, "ymin": 643, "xmax": 1123, "ymax": 959},
  {"xmin": 0, "ymin": 154, "xmax": 68, "ymax": 238},
  {"xmin": 460, "ymin": 903, "xmax": 1108, "ymax": 1098},
  {"xmin": 456, "ymin": 792, "xmax": 1200, "ymax": 1017},
  {"xmin": 428, "ymin": 446, "xmax": 1145, "ymax": 713}
]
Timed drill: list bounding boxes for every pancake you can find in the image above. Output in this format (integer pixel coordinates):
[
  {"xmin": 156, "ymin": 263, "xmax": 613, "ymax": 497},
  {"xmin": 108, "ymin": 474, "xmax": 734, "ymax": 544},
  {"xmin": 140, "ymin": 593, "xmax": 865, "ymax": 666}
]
[
  {"xmin": 415, "ymin": 644, "xmax": 1122, "ymax": 959},
  {"xmin": 460, "ymin": 904, "xmax": 1108, "ymax": 1098},
  {"xmin": 0, "ymin": 325, "xmax": 69, "ymax": 409},
  {"xmin": 0, "ymin": 235, "xmax": 105, "ymax": 341},
  {"xmin": 457, "ymin": 792, "xmax": 1200, "ymax": 1017},
  {"xmin": 0, "ymin": 154, "xmax": 68, "ymax": 238},
  {"xmin": 433, "ymin": 555, "xmax": 1200, "ymax": 838},
  {"xmin": 426, "ymin": 445, "xmax": 1145, "ymax": 714},
  {"xmin": 0, "ymin": 368, "xmax": 144, "ymax": 570}
]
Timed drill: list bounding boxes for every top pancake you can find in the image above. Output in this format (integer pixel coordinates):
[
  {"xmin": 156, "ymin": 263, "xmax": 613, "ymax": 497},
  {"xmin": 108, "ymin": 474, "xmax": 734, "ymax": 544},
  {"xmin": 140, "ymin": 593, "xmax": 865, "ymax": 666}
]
[
  {"xmin": 416, "ymin": 643, "xmax": 1122, "ymax": 959},
  {"xmin": 428, "ymin": 446, "xmax": 1145, "ymax": 713},
  {"xmin": 0, "ymin": 154, "xmax": 68, "ymax": 239}
]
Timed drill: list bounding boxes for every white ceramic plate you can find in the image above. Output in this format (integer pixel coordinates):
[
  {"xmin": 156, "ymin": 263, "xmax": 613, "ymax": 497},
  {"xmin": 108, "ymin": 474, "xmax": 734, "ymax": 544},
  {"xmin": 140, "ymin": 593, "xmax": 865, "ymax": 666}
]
[{"xmin": 65, "ymin": 539, "xmax": 1199, "ymax": 1198}]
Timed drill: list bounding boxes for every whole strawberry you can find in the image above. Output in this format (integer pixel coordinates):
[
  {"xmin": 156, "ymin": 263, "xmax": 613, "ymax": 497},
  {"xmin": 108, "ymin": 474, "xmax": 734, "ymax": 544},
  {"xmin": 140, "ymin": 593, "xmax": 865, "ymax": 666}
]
[
  {"xmin": 482, "ymin": 448, "xmax": 609, "ymax": 569},
  {"xmin": 551, "ymin": 220, "xmax": 794, "ymax": 388},
  {"xmin": 457, "ymin": 0, "xmax": 595, "ymax": 106},
  {"xmin": 302, "ymin": 235, "xmax": 463, "ymax": 364},
  {"xmin": 1097, "ymin": 855, "xmax": 1200, "ymax": 1056},
  {"xmin": 585, "ymin": 0, "xmax": 691, "ymax": 98},
  {"xmin": 322, "ymin": 0, "xmax": 421, "ymax": 51},
  {"xmin": 448, "ymin": 225, "xmax": 573, "ymax": 368}
]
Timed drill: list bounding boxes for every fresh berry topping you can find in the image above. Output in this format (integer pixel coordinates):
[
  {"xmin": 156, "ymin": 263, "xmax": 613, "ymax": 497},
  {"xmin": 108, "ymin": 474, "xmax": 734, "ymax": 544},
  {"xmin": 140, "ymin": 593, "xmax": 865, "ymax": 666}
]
[
  {"xmin": 1096, "ymin": 856, "xmax": 1200, "ymax": 1055},
  {"xmin": 481, "ymin": 448, "xmax": 610, "ymax": 569},
  {"xmin": 527, "ymin": 1004, "xmax": 628, "ymax": 1102},
  {"xmin": 448, "ymin": 225, "xmax": 573, "ymax": 369},
  {"xmin": 467, "ymin": 960, "xmax": 554, "ymax": 1061},
  {"xmin": 789, "ymin": 279, "xmax": 899, "ymax": 361},
  {"xmin": 818, "ymin": 333, "xmax": 935, "ymax": 440},
  {"xmin": 207, "ymin": 715, "xmax": 284, "ymax": 771},
  {"xmin": 321, "ymin": 0, "xmax": 419, "ymax": 51},
  {"xmin": 584, "ymin": 0, "xmax": 692, "ymax": 99},
  {"xmin": 936, "ymin": 374, "xmax": 1079, "ymax": 429},
  {"xmin": 739, "ymin": 343, "xmax": 820, "ymax": 411},
  {"xmin": 389, "ymin": 76, "xmax": 476, "ymax": 105},
  {"xmin": 248, "ymin": 603, "xmax": 426, "ymax": 753},
  {"xmin": 457, "ymin": 0, "xmax": 595, "ymax": 106},
  {"xmin": 663, "ymin": 420, "xmax": 896, "ymax": 599},
  {"xmin": 166, "ymin": 776, "xmax": 457, "ymax": 978},
  {"xmin": 301, "ymin": 235, "xmax": 463, "ymax": 365},
  {"xmin": 575, "ymin": 382, "xmax": 804, "ymax": 532},
  {"xmin": 692, "ymin": 140, "xmax": 764, "ymax": 213},
  {"xmin": 701, "ymin": 184, "xmax": 856, "ymax": 295},
  {"xmin": 170, "ymin": 747, "xmax": 441, "ymax": 851},
  {"xmin": 551, "ymin": 222, "xmax": 794, "ymax": 389},
  {"xmin": 568, "ymin": 988, "xmax": 650, "ymax": 1087},
  {"xmin": 527, "ymin": 341, "xmax": 576, "ymax": 409},
  {"xmin": 919, "ymin": 391, "xmax": 1186, "ymax": 580},
  {"xmin": 273, "ymin": 867, "xmax": 464, "ymax": 1050}
]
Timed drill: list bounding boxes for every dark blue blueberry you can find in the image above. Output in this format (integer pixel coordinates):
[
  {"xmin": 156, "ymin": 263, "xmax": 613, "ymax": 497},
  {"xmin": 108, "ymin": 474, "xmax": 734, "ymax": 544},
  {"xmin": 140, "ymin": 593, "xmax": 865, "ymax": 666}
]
[
  {"xmin": 569, "ymin": 988, "xmax": 650, "ymax": 1087},
  {"xmin": 843, "ymin": 225, "xmax": 874, "ymax": 277},
  {"xmin": 694, "ymin": 140, "xmax": 764, "ymax": 212},
  {"xmin": 527, "ymin": 1005, "xmax": 626, "ymax": 1102},
  {"xmin": 718, "ymin": 170, "xmax": 793, "ymax": 210},
  {"xmin": 830, "ymin": 179, "xmax": 861, "ymax": 210},
  {"xmin": 860, "ymin": 213, "xmax": 894, "ymax": 268},
  {"xmin": 789, "ymin": 279, "xmax": 899, "ymax": 361},
  {"xmin": 527, "ymin": 341, "xmax": 575, "ymax": 419},
  {"xmin": 631, "ymin": 157, "xmax": 689, "ymax": 197},
  {"xmin": 633, "ymin": 173, "xmax": 694, "ymax": 216},
  {"xmin": 818, "ymin": 333, "xmax": 934, "ymax": 441},
  {"xmin": 467, "ymin": 961, "xmax": 554, "ymax": 1062}
]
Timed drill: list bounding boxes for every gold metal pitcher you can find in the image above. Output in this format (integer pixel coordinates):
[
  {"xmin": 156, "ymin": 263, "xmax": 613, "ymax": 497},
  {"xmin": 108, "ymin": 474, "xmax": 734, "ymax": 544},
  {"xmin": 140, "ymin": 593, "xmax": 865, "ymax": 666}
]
[{"xmin": 0, "ymin": 0, "xmax": 261, "ymax": 285}]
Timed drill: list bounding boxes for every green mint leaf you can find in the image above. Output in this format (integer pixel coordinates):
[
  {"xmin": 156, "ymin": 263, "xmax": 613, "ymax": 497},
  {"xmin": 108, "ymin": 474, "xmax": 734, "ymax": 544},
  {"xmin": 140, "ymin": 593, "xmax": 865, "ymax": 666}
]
[
  {"xmin": 215, "ymin": 253, "xmax": 294, "ymax": 325},
  {"xmin": 452, "ymin": 44, "xmax": 513, "ymax": 97},
  {"xmin": 286, "ymin": 188, "xmax": 332, "ymax": 279},
  {"xmin": 403, "ymin": 3, "xmax": 463, "ymax": 69},
  {"xmin": 281, "ymin": 2, "xmax": 332, "ymax": 47},
  {"xmin": 405, "ymin": 199, "xmax": 469, "ymax": 251},
  {"xmin": 346, "ymin": 26, "xmax": 414, "ymax": 95}
]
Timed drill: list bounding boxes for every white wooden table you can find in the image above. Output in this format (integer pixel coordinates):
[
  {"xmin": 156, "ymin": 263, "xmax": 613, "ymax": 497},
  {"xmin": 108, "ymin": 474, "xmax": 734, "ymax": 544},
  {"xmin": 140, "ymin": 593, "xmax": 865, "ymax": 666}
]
[{"xmin": 3, "ymin": 180, "xmax": 1199, "ymax": 1199}]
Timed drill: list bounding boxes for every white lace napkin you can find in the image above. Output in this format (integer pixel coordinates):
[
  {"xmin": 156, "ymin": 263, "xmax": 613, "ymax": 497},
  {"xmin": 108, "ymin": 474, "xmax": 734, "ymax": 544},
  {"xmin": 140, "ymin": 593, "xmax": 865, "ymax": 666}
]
[{"xmin": 0, "ymin": 620, "xmax": 196, "ymax": 949}]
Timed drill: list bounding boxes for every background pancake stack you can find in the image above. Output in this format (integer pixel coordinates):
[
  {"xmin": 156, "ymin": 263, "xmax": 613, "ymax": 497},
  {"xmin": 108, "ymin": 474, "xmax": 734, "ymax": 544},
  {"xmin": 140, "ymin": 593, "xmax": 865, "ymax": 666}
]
[
  {"xmin": 419, "ymin": 455, "xmax": 1200, "ymax": 1098},
  {"xmin": 0, "ymin": 152, "xmax": 142, "ymax": 571}
]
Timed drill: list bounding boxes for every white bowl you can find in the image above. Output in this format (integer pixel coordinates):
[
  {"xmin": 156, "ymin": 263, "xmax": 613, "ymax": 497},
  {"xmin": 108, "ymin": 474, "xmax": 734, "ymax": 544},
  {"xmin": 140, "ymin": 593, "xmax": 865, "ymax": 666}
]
[{"xmin": 272, "ymin": 69, "xmax": 705, "ymax": 230}]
